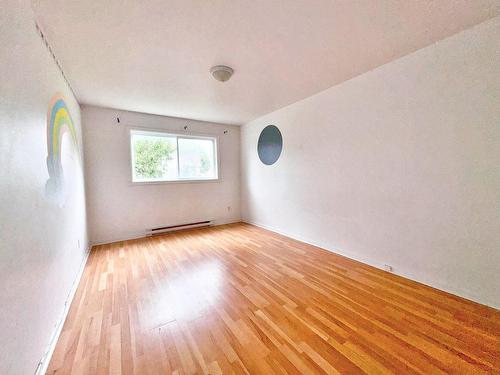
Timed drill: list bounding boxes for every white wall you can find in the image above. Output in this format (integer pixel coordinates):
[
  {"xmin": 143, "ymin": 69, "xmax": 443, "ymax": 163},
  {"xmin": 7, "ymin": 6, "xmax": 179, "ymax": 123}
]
[
  {"xmin": 241, "ymin": 17, "xmax": 500, "ymax": 309},
  {"xmin": 0, "ymin": 1, "xmax": 89, "ymax": 374},
  {"xmin": 83, "ymin": 105, "xmax": 241, "ymax": 244}
]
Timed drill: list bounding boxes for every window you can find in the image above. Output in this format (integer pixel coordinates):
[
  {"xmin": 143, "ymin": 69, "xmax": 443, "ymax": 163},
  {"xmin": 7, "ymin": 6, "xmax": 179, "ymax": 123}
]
[{"xmin": 130, "ymin": 129, "xmax": 218, "ymax": 182}]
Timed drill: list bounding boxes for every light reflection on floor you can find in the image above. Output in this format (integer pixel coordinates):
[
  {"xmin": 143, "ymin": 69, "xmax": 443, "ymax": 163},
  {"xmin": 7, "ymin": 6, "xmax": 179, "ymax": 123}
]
[{"xmin": 145, "ymin": 260, "xmax": 224, "ymax": 328}]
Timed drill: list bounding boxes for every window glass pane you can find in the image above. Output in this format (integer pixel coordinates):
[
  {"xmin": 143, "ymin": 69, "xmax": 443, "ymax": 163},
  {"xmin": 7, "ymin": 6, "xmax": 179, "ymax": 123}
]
[
  {"xmin": 132, "ymin": 133, "xmax": 178, "ymax": 181},
  {"xmin": 178, "ymin": 137, "xmax": 216, "ymax": 179}
]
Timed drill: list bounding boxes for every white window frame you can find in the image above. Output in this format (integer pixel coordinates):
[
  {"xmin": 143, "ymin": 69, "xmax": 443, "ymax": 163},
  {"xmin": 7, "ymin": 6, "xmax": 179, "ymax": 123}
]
[{"xmin": 129, "ymin": 127, "xmax": 220, "ymax": 184}]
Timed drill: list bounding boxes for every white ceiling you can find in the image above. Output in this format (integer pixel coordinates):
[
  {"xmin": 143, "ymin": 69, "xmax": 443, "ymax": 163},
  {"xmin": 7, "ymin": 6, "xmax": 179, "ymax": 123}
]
[{"xmin": 33, "ymin": 0, "xmax": 500, "ymax": 125}]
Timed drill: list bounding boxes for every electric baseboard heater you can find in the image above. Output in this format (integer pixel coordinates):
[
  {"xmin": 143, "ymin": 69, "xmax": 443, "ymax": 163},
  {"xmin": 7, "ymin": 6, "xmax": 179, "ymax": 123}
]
[{"xmin": 148, "ymin": 220, "xmax": 212, "ymax": 236}]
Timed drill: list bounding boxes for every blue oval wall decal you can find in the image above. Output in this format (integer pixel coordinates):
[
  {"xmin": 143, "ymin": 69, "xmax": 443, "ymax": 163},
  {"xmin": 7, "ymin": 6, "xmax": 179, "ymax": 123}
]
[{"xmin": 257, "ymin": 125, "xmax": 283, "ymax": 165}]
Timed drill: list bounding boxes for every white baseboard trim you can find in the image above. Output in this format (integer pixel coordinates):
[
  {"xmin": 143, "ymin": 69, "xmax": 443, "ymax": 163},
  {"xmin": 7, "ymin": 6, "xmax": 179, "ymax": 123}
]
[
  {"xmin": 34, "ymin": 246, "xmax": 92, "ymax": 375},
  {"xmin": 91, "ymin": 231, "xmax": 153, "ymax": 246},
  {"xmin": 91, "ymin": 218, "xmax": 242, "ymax": 247},
  {"xmin": 243, "ymin": 219, "xmax": 499, "ymax": 310}
]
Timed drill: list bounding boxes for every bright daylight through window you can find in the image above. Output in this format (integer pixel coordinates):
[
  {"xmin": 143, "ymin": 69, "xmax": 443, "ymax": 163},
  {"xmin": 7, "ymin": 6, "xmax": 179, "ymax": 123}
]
[{"xmin": 130, "ymin": 129, "xmax": 218, "ymax": 182}]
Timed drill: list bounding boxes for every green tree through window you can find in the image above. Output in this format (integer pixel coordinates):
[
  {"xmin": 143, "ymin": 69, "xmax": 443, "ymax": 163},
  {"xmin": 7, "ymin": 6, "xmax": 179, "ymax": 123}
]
[{"xmin": 134, "ymin": 138, "xmax": 176, "ymax": 178}]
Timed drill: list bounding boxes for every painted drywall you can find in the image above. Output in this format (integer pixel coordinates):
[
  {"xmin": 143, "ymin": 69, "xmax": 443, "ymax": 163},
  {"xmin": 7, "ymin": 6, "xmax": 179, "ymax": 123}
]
[
  {"xmin": 241, "ymin": 17, "xmax": 500, "ymax": 309},
  {"xmin": 0, "ymin": 1, "xmax": 88, "ymax": 374},
  {"xmin": 83, "ymin": 105, "xmax": 241, "ymax": 244}
]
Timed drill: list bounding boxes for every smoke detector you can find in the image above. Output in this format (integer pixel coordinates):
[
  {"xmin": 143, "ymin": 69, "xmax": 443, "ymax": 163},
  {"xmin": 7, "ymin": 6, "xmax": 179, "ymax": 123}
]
[{"xmin": 210, "ymin": 65, "xmax": 234, "ymax": 82}]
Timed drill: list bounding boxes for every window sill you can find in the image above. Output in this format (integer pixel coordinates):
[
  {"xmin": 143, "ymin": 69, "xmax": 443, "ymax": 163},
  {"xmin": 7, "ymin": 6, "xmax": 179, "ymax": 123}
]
[{"xmin": 129, "ymin": 178, "xmax": 221, "ymax": 186}]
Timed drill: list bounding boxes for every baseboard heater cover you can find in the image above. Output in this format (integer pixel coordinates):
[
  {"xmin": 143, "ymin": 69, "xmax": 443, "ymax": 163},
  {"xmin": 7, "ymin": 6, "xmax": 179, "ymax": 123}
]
[{"xmin": 148, "ymin": 220, "xmax": 212, "ymax": 236}]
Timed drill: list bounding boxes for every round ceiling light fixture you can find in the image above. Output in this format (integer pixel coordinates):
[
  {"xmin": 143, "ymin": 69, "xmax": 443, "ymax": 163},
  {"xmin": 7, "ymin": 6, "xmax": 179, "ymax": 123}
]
[{"xmin": 210, "ymin": 65, "xmax": 234, "ymax": 82}]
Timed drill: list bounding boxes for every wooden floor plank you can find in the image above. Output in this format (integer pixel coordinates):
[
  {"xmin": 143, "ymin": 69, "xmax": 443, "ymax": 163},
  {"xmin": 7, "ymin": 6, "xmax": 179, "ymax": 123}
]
[{"xmin": 47, "ymin": 223, "xmax": 500, "ymax": 374}]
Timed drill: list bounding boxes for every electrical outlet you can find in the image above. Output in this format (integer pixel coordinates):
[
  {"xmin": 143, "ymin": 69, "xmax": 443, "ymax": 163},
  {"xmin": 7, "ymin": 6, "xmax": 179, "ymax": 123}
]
[{"xmin": 227, "ymin": 206, "xmax": 231, "ymax": 211}]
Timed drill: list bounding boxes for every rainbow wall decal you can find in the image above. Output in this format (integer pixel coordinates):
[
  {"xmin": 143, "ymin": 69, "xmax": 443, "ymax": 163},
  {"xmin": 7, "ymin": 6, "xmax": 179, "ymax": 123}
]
[{"xmin": 45, "ymin": 93, "xmax": 79, "ymax": 205}]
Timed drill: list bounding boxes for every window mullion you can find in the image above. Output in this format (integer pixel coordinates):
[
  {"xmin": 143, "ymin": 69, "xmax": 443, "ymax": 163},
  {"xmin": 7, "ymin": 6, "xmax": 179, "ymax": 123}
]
[
  {"xmin": 176, "ymin": 136, "xmax": 180, "ymax": 178},
  {"xmin": 213, "ymin": 139, "xmax": 217, "ymax": 178}
]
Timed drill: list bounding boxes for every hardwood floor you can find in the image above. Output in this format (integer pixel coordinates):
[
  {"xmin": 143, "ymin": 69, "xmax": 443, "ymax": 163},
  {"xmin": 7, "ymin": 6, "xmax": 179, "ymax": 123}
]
[{"xmin": 47, "ymin": 223, "xmax": 500, "ymax": 374}]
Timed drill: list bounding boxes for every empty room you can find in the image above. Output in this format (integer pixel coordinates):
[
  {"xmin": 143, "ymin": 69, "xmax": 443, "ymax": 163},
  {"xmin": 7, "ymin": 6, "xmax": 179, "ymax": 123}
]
[{"xmin": 1, "ymin": 1, "xmax": 500, "ymax": 374}]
